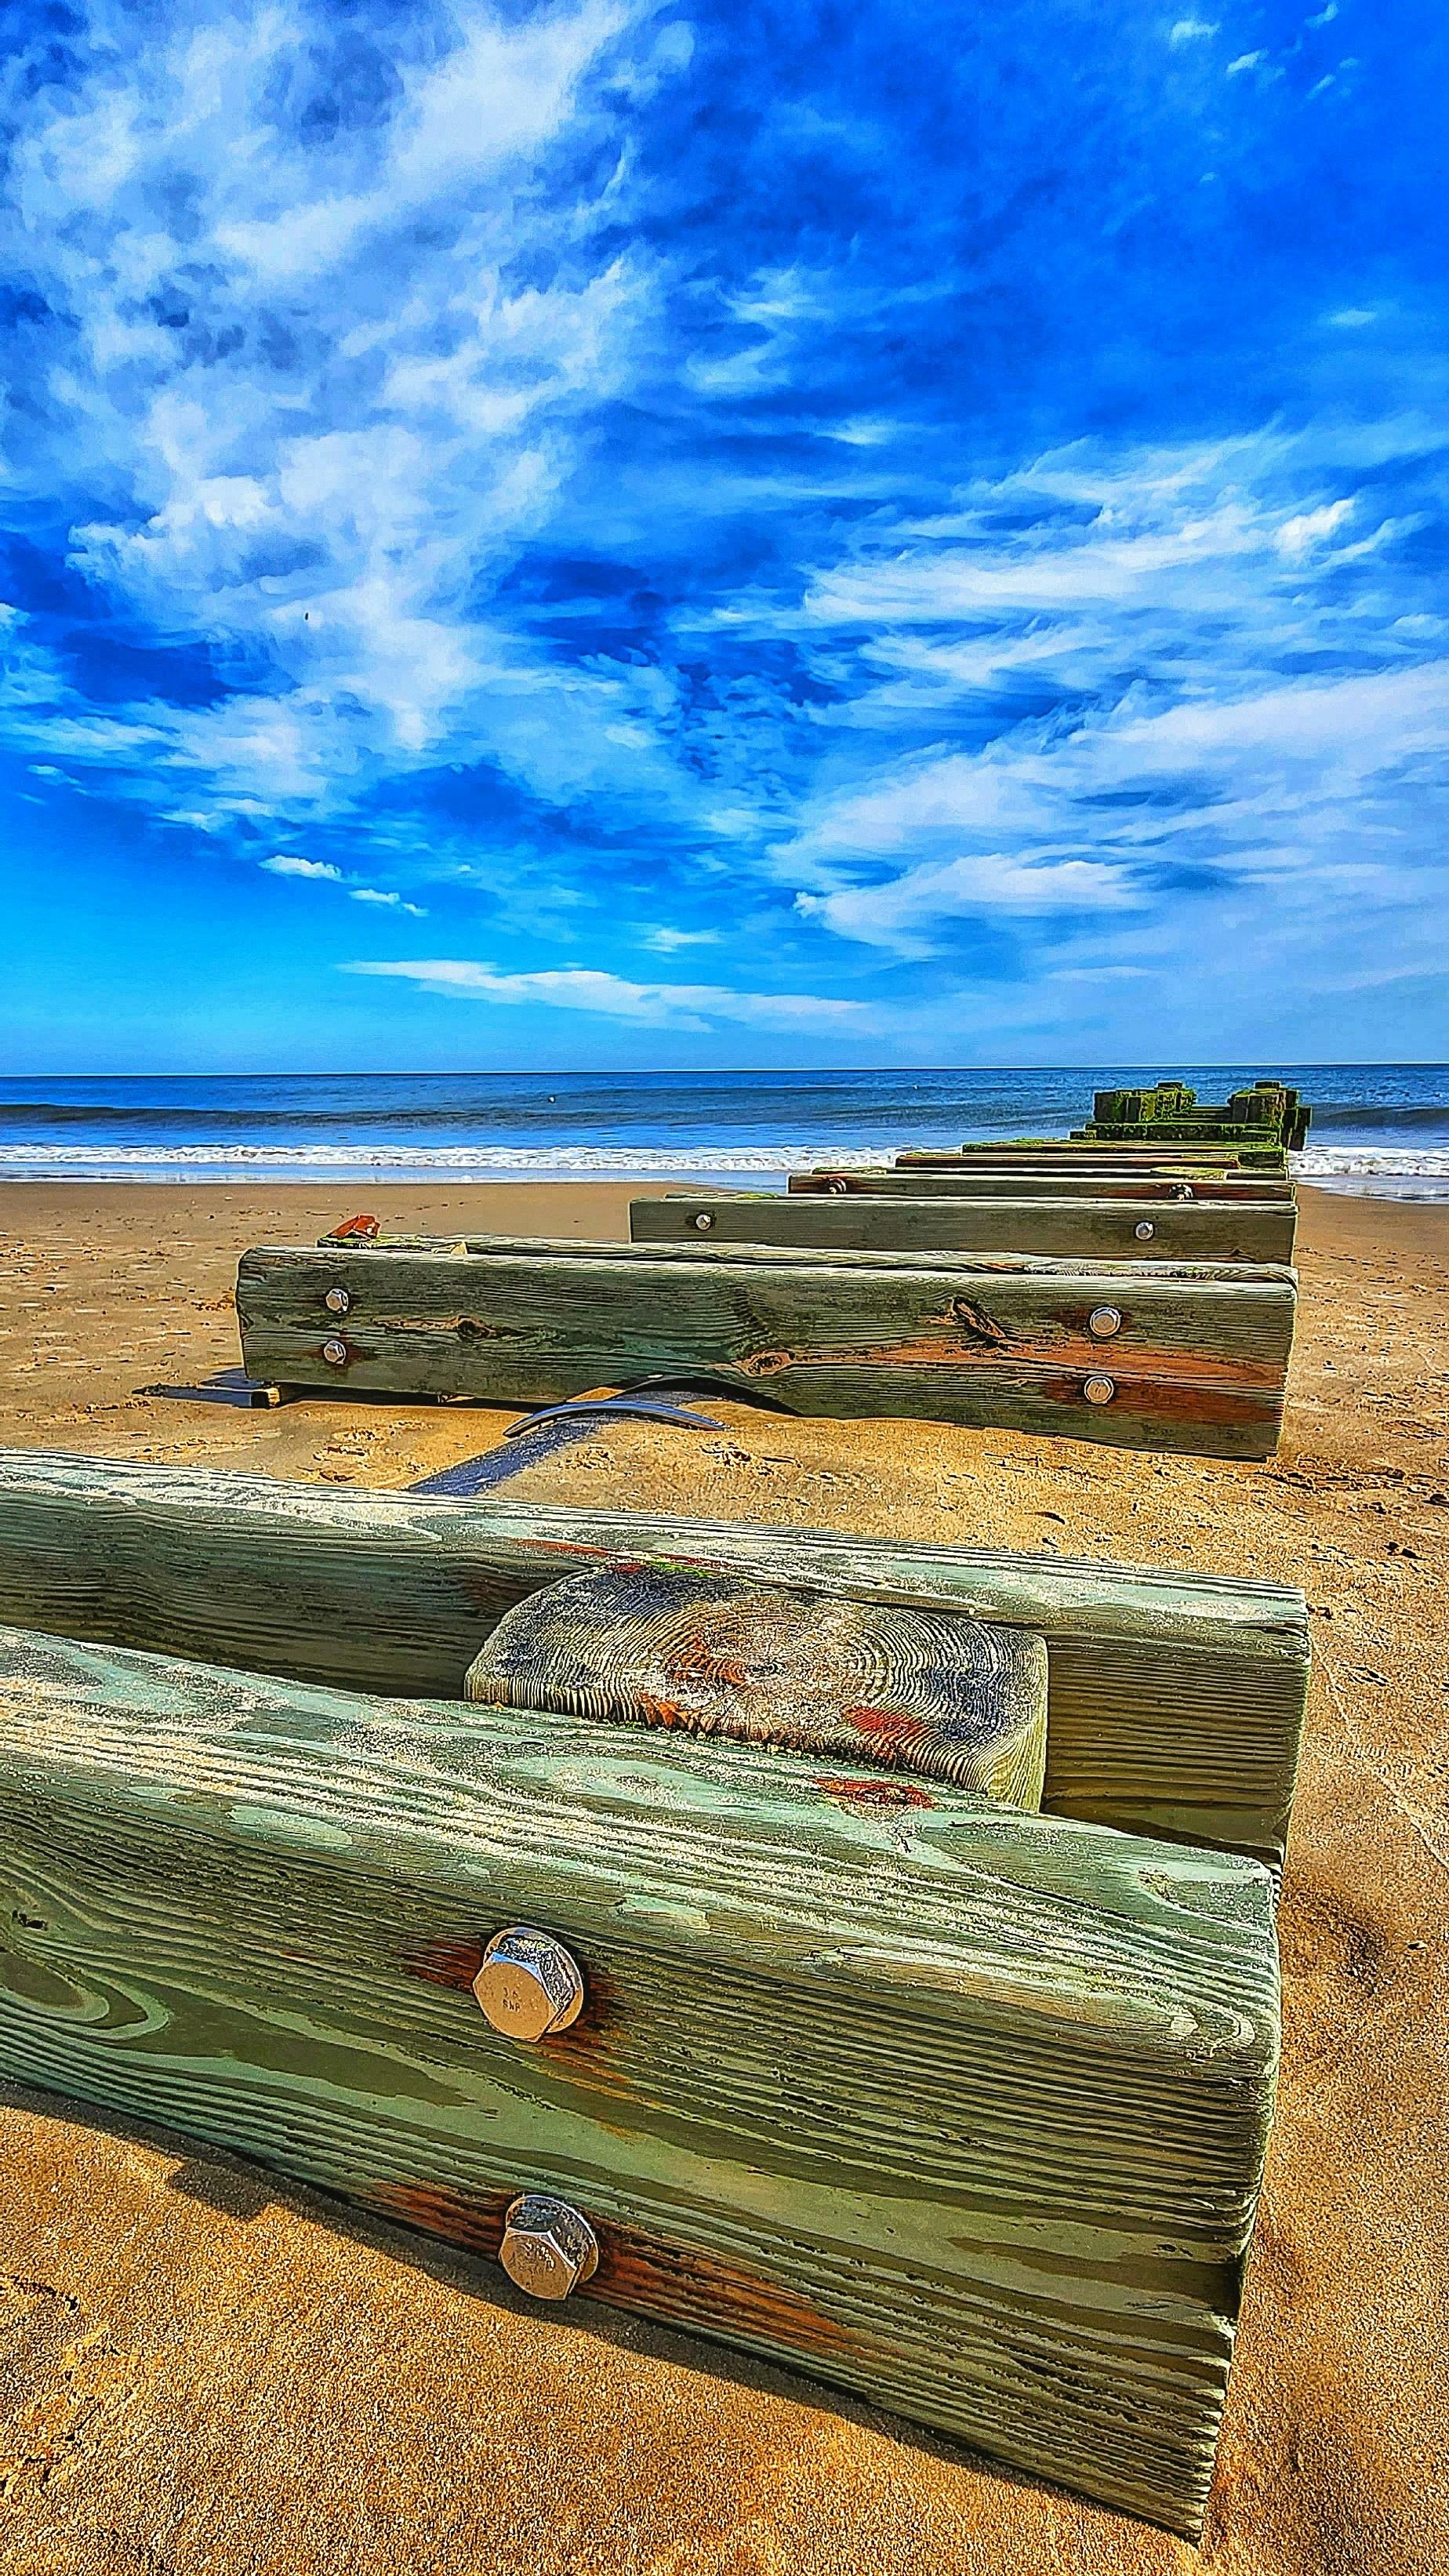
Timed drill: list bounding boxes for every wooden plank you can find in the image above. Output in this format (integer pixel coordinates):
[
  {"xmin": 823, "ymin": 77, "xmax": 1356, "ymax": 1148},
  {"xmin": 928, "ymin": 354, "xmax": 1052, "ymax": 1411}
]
[
  {"xmin": 901, "ymin": 1154, "xmax": 1289, "ymax": 1179},
  {"xmin": 791, "ymin": 1168, "xmax": 1295, "ymax": 1203},
  {"xmin": 630, "ymin": 1193, "xmax": 1298, "ymax": 1264},
  {"xmin": 0, "ymin": 1622, "xmax": 1280, "ymax": 2537},
  {"xmin": 0, "ymin": 1451, "xmax": 1310, "ymax": 1864},
  {"xmin": 235, "ymin": 1241, "xmax": 1297, "ymax": 1459},
  {"xmin": 902, "ymin": 1148, "xmax": 1280, "ymax": 1172}
]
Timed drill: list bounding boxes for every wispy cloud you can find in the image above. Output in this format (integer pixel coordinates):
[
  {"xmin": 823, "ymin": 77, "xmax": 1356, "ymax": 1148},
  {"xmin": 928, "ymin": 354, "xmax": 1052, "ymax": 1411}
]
[
  {"xmin": 345, "ymin": 960, "xmax": 869, "ymax": 1032},
  {"xmin": 2, "ymin": 0, "xmax": 1447, "ymax": 1058}
]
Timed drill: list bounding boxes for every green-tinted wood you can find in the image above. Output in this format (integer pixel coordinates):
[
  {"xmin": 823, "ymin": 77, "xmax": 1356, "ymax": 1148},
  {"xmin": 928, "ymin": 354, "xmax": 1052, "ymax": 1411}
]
[
  {"xmin": 236, "ymin": 1241, "xmax": 1297, "ymax": 1459},
  {"xmin": 905, "ymin": 1147, "xmax": 1280, "ymax": 1172},
  {"xmin": 0, "ymin": 1451, "xmax": 1310, "ymax": 1863},
  {"xmin": 1078, "ymin": 1082, "xmax": 1309, "ymax": 1154},
  {"xmin": 906, "ymin": 1156, "xmax": 1290, "ymax": 1179},
  {"xmin": 0, "ymin": 1622, "xmax": 1280, "ymax": 2538},
  {"xmin": 630, "ymin": 1193, "xmax": 1298, "ymax": 1265},
  {"xmin": 791, "ymin": 1167, "xmax": 1294, "ymax": 1203}
]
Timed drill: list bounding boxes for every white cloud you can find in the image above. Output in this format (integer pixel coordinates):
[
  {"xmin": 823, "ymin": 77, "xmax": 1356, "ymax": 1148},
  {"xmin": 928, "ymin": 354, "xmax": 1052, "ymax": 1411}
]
[
  {"xmin": 1273, "ymin": 498, "xmax": 1354, "ymax": 557},
  {"xmin": 1226, "ymin": 50, "xmax": 1265, "ymax": 74},
  {"xmin": 797, "ymin": 852, "xmax": 1137, "ymax": 951},
  {"xmin": 0, "ymin": 0, "xmax": 671, "ymax": 837},
  {"xmin": 350, "ymin": 888, "xmax": 428, "ymax": 915},
  {"xmin": 1169, "ymin": 18, "xmax": 1218, "ymax": 42},
  {"xmin": 641, "ymin": 925, "xmax": 720, "ymax": 951},
  {"xmin": 344, "ymin": 959, "xmax": 867, "ymax": 1030},
  {"xmin": 262, "ymin": 854, "xmax": 343, "ymax": 881}
]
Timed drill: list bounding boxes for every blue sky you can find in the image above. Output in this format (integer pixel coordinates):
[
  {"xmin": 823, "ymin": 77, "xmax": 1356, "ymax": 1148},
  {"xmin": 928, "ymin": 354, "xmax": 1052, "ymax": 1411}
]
[{"xmin": 2, "ymin": 0, "xmax": 1447, "ymax": 1070}]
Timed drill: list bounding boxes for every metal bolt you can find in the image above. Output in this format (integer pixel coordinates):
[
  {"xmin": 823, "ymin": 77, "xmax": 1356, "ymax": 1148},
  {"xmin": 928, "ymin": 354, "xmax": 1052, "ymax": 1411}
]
[
  {"xmin": 1083, "ymin": 1374, "xmax": 1117, "ymax": 1405},
  {"xmin": 826, "ymin": 1176, "xmax": 850, "ymax": 1194},
  {"xmin": 325, "ymin": 1286, "xmax": 350, "ymax": 1315},
  {"xmin": 693, "ymin": 1212, "xmax": 714, "ymax": 1231},
  {"xmin": 499, "ymin": 2193, "xmax": 598, "ymax": 2301},
  {"xmin": 1134, "ymin": 1219, "xmax": 1155, "ymax": 1241},
  {"xmin": 1088, "ymin": 1305, "xmax": 1122, "ymax": 1339},
  {"xmin": 1174, "ymin": 1184, "xmax": 1197, "ymax": 1202},
  {"xmin": 473, "ymin": 1926, "xmax": 584, "ymax": 2042},
  {"xmin": 321, "ymin": 1337, "xmax": 349, "ymax": 1367}
]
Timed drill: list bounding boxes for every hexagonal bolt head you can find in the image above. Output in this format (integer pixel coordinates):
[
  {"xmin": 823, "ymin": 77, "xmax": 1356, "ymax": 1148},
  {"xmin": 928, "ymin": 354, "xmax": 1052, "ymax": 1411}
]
[
  {"xmin": 1083, "ymin": 1374, "xmax": 1117, "ymax": 1406},
  {"xmin": 320, "ymin": 1338, "xmax": 350, "ymax": 1367},
  {"xmin": 1088, "ymin": 1305, "xmax": 1122, "ymax": 1339},
  {"xmin": 325, "ymin": 1286, "xmax": 351, "ymax": 1315},
  {"xmin": 1134, "ymin": 1219, "xmax": 1155, "ymax": 1241},
  {"xmin": 473, "ymin": 1926, "xmax": 585, "ymax": 2042},
  {"xmin": 499, "ymin": 2194, "xmax": 599, "ymax": 2301}
]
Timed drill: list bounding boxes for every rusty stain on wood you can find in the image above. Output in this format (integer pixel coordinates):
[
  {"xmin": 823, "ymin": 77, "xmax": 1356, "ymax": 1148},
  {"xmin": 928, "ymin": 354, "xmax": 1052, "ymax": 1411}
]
[
  {"xmin": 590, "ymin": 2222, "xmax": 861, "ymax": 2360},
  {"xmin": 813, "ymin": 1775, "xmax": 937, "ymax": 1811}
]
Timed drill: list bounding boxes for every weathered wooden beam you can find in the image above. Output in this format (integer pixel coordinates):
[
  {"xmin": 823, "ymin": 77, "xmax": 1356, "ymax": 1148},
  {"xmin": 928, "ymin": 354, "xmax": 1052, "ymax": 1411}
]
[
  {"xmin": 630, "ymin": 1193, "xmax": 1298, "ymax": 1265},
  {"xmin": 0, "ymin": 1451, "xmax": 1310, "ymax": 1864},
  {"xmin": 791, "ymin": 1168, "xmax": 1294, "ymax": 1203},
  {"xmin": 0, "ymin": 1621, "xmax": 1280, "ymax": 2536},
  {"xmin": 235, "ymin": 1240, "xmax": 1297, "ymax": 1459},
  {"xmin": 1077, "ymin": 1082, "xmax": 1309, "ymax": 1154},
  {"xmin": 907, "ymin": 1146, "xmax": 1280, "ymax": 1171},
  {"xmin": 896, "ymin": 1150, "xmax": 1288, "ymax": 1177}
]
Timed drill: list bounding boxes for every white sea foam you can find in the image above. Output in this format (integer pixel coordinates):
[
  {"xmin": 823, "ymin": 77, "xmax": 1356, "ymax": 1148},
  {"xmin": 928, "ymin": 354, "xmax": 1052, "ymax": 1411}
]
[
  {"xmin": 1293, "ymin": 1147, "xmax": 1449, "ymax": 1198},
  {"xmin": 0, "ymin": 1140, "xmax": 881, "ymax": 1179},
  {"xmin": 3, "ymin": 1138, "xmax": 1447, "ymax": 1194}
]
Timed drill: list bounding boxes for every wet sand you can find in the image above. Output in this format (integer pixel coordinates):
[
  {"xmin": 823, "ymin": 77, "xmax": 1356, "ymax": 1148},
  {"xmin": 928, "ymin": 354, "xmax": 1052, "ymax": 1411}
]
[{"xmin": 0, "ymin": 1181, "xmax": 1444, "ymax": 2574}]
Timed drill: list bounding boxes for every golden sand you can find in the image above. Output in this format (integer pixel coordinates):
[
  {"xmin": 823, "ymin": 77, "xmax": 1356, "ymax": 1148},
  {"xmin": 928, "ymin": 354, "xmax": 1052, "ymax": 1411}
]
[{"xmin": 0, "ymin": 1180, "xmax": 1444, "ymax": 2574}]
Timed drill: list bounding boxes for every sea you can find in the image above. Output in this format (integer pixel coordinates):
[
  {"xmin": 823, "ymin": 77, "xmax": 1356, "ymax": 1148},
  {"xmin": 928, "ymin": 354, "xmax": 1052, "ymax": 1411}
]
[{"xmin": 1, "ymin": 1066, "xmax": 1447, "ymax": 1197}]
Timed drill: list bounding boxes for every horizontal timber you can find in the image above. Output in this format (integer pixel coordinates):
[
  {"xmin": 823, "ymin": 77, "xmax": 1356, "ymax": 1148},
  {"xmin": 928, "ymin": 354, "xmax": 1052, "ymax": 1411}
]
[
  {"xmin": 0, "ymin": 1622, "xmax": 1279, "ymax": 2537},
  {"xmin": 236, "ymin": 1241, "xmax": 1298, "ymax": 1459},
  {"xmin": 790, "ymin": 1168, "xmax": 1294, "ymax": 1203},
  {"xmin": 900, "ymin": 1150, "xmax": 1287, "ymax": 1175},
  {"xmin": 629, "ymin": 1194, "xmax": 1298, "ymax": 1265},
  {"xmin": 0, "ymin": 1451, "xmax": 1310, "ymax": 1863}
]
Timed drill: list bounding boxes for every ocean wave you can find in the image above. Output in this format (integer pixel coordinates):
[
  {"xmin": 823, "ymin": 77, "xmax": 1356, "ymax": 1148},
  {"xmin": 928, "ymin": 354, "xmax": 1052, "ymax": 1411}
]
[
  {"xmin": 1295, "ymin": 1146, "xmax": 1449, "ymax": 1175},
  {"xmin": 0, "ymin": 1140, "xmax": 885, "ymax": 1175},
  {"xmin": 3, "ymin": 1136, "xmax": 1447, "ymax": 1193}
]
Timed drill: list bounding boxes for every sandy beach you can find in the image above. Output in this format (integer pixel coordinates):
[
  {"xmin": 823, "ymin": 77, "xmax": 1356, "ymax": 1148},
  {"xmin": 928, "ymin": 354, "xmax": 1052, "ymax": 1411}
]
[{"xmin": 0, "ymin": 1179, "xmax": 1444, "ymax": 2575}]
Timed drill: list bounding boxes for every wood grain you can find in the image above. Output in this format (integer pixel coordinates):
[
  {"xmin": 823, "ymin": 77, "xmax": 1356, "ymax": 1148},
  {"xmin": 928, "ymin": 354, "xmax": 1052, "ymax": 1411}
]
[
  {"xmin": 463, "ymin": 1563, "xmax": 1050, "ymax": 1807},
  {"xmin": 897, "ymin": 1150, "xmax": 1285, "ymax": 1174},
  {"xmin": 790, "ymin": 1167, "xmax": 1295, "ymax": 1202},
  {"xmin": 0, "ymin": 1622, "xmax": 1280, "ymax": 2537},
  {"xmin": 0, "ymin": 1451, "xmax": 1310, "ymax": 1864},
  {"xmin": 630, "ymin": 1192, "xmax": 1298, "ymax": 1263},
  {"xmin": 236, "ymin": 1241, "xmax": 1298, "ymax": 1459}
]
